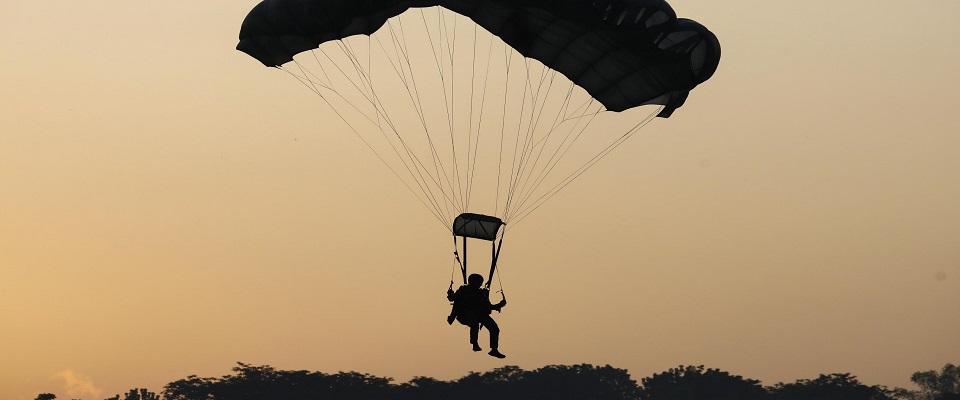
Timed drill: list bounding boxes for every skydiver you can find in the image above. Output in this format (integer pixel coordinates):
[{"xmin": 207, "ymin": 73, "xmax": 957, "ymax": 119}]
[{"xmin": 447, "ymin": 273, "xmax": 507, "ymax": 358}]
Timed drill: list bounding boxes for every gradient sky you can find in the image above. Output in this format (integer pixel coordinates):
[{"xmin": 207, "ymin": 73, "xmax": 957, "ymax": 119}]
[{"xmin": 2, "ymin": 1, "xmax": 959, "ymax": 399}]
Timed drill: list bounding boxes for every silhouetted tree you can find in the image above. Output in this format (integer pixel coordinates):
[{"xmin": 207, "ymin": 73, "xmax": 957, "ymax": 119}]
[
  {"xmin": 163, "ymin": 362, "xmax": 395, "ymax": 400},
  {"xmin": 638, "ymin": 365, "xmax": 767, "ymax": 400},
  {"xmin": 163, "ymin": 362, "xmax": 640, "ymax": 400},
  {"xmin": 907, "ymin": 363, "xmax": 960, "ymax": 400},
  {"xmin": 156, "ymin": 361, "xmax": 957, "ymax": 400},
  {"xmin": 102, "ymin": 388, "xmax": 160, "ymax": 400},
  {"xmin": 160, "ymin": 374, "xmax": 219, "ymax": 400},
  {"xmin": 395, "ymin": 376, "xmax": 454, "ymax": 400},
  {"xmin": 768, "ymin": 373, "xmax": 899, "ymax": 400},
  {"xmin": 520, "ymin": 364, "xmax": 641, "ymax": 400},
  {"xmin": 34, "ymin": 394, "xmax": 56, "ymax": 400},
  {"xmin": 447, "ymin": 364, "xmax": 641, "ymax": 400}
]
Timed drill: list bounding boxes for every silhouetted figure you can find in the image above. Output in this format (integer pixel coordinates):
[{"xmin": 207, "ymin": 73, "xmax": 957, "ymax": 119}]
[{"xmin": 447, "ymin": 274, "xmax": 507, "ymax": 358}]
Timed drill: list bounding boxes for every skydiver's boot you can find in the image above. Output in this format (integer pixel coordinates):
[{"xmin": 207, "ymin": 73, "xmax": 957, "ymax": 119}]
[
  {"xmin": 472, "ymin": 342, "xmax": 482, "ymax": 352},
  {"xmin": 488, "ymin": 349, "xmax": 506, "ymax": 358}
]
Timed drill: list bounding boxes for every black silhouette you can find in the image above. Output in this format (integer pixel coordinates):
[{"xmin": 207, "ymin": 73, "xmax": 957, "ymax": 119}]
[
  {"xmin": 163, "ymin": 362, "xmax": 640, "ymax": 400},
  {"xmin": 37, "ymin": 361, "xmax": 960, "ymax": 400},
  {"xmin": 447, "ymin": 274, "xmax": 507, "ymax": 358},
  {"xmin": 238, "ymin": 0, "xmax": 720, "ymax": 117},
  {"xmin": 103, "ymin": 389, "xmax": 160, "ymax": 400},
  {"xmin": 638, "ymin": 365, "xmax": 767, "ymax": 400},
  {"xmin": 909, "ymin": 363, "xmax": 960, "ymax": 400},
  {"xmin": 768, "ymin": 373, "xmax": 900, "ymax": 400}
]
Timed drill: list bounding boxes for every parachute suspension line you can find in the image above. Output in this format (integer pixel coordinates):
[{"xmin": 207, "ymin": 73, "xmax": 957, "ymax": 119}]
[
  {"xmin": 510, "ymin": 106, "xmax": 600, "ymax": 218},
  {"xmin": 494, "ymin": 45, "xmax": 514, "ymax": 218},
  {"xmin": 507, "ymin": 99, "xmax": 604, "ymax": 220},
  {"xmin": 336, "ymin": 41, "xmax": 385, "ymax": 134},
  {"xmin": 364, "ymin": 18, "xmax": 459, "ymax": 223},
  {"xmin": 371, "ymin": 18, "xmax": 458, "ymax": 222},
  {"xmin": 416, "ymin": 9, "xmax": 463, "ymax": 214},
  {"xmin": 514, "ymin": 79, "xmax": 577, "ymax": 195},
  {"xmin": 505, "ymin": 80, "xmax": 577, "ymax": 212},
  {"xmin": 509, "ymin": 59, "xmax": 553, "ymax": 217},
  {"xmin": 553, "ymin": 82, "xmax": 577, "ymax": 129},
  {"xmin": 500, "ymin": 57, "xmax": 530, "ymax": 220},
  {"xmin": 507, "ymin": 61, "xmax": 544, "ymax": 205},
  {"xmin": 503, "ymin": 56, "xmax": 547, "ymax": 220},
  {"xmin": 430, "ymin": 9, "xmax": 460, "ymax": 211},
  {"xmin": 467, "ymin": 32, "xmax": 493, "ymax": 214},
  {"xmin": 310, "ymin": 46, "xmax": 456, "ymax": 225},
  {"xmin": 304, "ymin": 51, "xmax": 335, "ymax": 90},
  {"xmin": 464, "ymin": 22, "xmax": 483, "ymax": 213},
  {"xmin": 309, "ymin": 34, "xmax": 460, "ymax": 226},
  {"xmin": 393, "ymin": 16, "xmax": 463, "ymax": 219},
  {"xmin": 440, "ymin": 9, "xmax": 466, "ymax": 214},
  {"xmin": 285, "ymin": 61, "xmax": 452, "ymax": 228},
  {"xmin": 280, "ymin": 64, "xmax": 449, "ymax": 230},
  {"xmin": 370, "ymin": 25, "xmax": 457, "ymax": 217},
  {"xmin": 389, "ymin": 18, "xmax": 460, "ymax": 222},
  {"xmin": 507, "ymin": 106, "xmax": 663, "ymax": 228},
  {"xmin": 508, "ymin": 101, "xmax": 607, "ymax": 221},
  {"xmin": 500, "ymin": 49, "xmax": 533, "ymax": 221},
  {"xmin": 507, "ymin": 68, "xmax": 563, "ymax": 220}
]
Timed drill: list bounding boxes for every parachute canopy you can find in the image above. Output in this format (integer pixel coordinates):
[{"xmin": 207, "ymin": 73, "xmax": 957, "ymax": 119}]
[
  {"xmin": 453, "ymin": 213, "xmax": 504, "ymax": 241},
  {"xmin": 237, "ymin": 0, "xmax": 720, "ymax": 117}
]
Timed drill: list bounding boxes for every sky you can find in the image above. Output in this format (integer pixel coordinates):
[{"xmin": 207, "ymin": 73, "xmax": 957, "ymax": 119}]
[{"xmin": 2, "ymin": 1, "xmax": 959, "ymax": 399}]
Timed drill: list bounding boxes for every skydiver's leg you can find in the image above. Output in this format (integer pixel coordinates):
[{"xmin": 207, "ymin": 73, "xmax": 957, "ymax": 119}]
[
  {"xmin": 479, "ymin": 315, "xmax": 504, "ymax": 358},
  {"xmin": 469, "ymin": 323, "xmax": 482, "ymax": 351}
]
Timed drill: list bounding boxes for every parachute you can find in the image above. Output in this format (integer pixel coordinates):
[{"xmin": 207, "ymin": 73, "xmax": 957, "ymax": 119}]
[{"xmin": 237, "ymin": 0, "xmax": 720, "ymax": 288}]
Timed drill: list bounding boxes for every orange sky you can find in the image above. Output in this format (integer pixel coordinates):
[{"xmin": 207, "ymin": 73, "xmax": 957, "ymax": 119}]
[{"xmin": 2, "ymin": 1, "xmax": 959, "ymax": 399}]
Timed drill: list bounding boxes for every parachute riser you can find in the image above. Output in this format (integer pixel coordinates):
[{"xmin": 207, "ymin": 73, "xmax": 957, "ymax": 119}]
[
  {"xmin": 453, "ymin": 236, "xmax": 468, "ymax": 285},
  {"xmin": 450, "ymin": 236, "xmax": 503, "ymax": 290},
  {"xmin": 451, "ymin": 231, "xmax": 505, "ymax": 295},
  {"xmin": 485, "ymin": 235, "xmax": 504, "ymax": 291}
]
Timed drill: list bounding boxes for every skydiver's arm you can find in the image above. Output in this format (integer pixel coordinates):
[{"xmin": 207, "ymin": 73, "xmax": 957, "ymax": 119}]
[{"xmin": 492, "ymin": 298, "xmax": 507, "ymax": 311}]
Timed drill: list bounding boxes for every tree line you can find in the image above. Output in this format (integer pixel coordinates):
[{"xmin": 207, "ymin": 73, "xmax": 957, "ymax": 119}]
[{"xmin": 35, "ymin": 361, "xmax": 959, "ymax": 400}]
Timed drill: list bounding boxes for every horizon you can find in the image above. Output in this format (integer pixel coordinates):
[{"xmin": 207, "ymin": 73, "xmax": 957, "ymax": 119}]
[{"xmin": 2, "ymin": 1, "xmax": 959, "ymax": 399}]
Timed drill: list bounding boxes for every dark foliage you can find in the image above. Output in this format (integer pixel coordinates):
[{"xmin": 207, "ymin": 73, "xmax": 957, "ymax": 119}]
[
  {"xmin": 909, "ymin": 364, "xmax": 960, "ymax": 400},
  {"xmin": 45, "ymin": 361, "xmax": 960, "ymax": 400},
  {"xmin": 163, "ymin": 363, "xmax": 640, "ymax": 400},
  {"xmin": 638, "ymin": 365, "xmax": 767, "ymax": 400},
  {"xmin": 768, "ymin": 373, "xmax": 900, "ymax": 400},
  {"xmin": 163, "ymin": 363, "xmax": 392, "ymax": 400},
  {"xmin": 102, "ymin": 389, "xmax": 160, "ymax": 400}
]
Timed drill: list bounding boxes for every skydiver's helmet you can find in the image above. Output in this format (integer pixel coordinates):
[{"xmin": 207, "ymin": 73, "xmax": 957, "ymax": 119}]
[{"xmin": 468, "ymin": 274, "xmax": 484, "ymax": 288}]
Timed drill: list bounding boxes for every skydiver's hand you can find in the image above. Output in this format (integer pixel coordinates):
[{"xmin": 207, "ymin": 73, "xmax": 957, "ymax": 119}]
[{"xmin": 497, "ymin": 299, "xmax": 507, "ymax": 308}]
